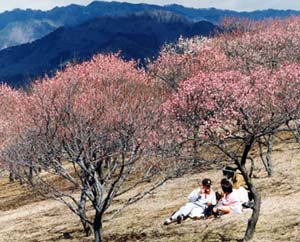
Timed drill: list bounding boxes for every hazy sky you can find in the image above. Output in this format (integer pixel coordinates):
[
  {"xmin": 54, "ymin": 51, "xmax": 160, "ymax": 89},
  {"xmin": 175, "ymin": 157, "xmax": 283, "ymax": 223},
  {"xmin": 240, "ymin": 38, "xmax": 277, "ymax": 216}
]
[{"xmin": 2, "ymin": 0, "xmax": 300, "ymax": 13}]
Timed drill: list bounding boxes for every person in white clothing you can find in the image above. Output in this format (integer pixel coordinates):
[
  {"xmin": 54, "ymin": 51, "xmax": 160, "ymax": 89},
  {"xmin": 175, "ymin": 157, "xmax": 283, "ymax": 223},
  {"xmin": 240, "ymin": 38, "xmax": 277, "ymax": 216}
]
[
  {"xmin": 235, "ymin": 186, "xmax": 249, "ymax": 204},
  {"xmin": 164, "ymin": 178, "xmax": 217, "ymax": 225},
  {"xmin": 222, "ymin": 166, "xmax": 252, "ymax": 208},
  {"xmin": 213, "ymin": 178, "xmax": 242, "ymax": 216}
]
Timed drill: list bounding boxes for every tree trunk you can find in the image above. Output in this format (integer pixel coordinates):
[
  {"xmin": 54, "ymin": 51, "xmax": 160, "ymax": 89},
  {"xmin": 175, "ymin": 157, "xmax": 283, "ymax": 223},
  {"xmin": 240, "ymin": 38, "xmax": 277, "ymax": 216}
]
[
  {"xmin": 248, "ymin": 157, "xmax": 254, "ymax": 178},
  {"xmin": 265, "ymin": 134, "xmax": 274, "ymax": 177},
  {"xmin": 28, "ymin": 160, "xmax": 33, "ymax": 183},
  {"xmin": 9, "ymin": 171, "xmax": 15, "ymax": 182},
  {"xmin": 259, "ymin": 135, "xmax": 274, "ymax": 177},
  {"xmin": 9, "ymin": 163, "xmax": 15, "ymax": 182},
  {"xmin": 93, "ymin": 211, "xmax": 103, "ymax": 242},
  {"xmin": 236, "ymin": 139, "xmax": 261, "ymax": 241},
  {"xmin": 82, "ymin": 219, "xmax": 91, "ymax": 237},
  {"xmin": 192, "ymin": 126, "xmax": 199, "ymax": 166},
  {"xmin": 244, "ymin": 185, "xmax": 261, "ymax": 241},
  {"xmin": 79, "ymin": 192, "xmax": 91, "ymax": 236},
  {"xmin": 192, "ymin": 139, "xmax": 198, "ymax": 165}
]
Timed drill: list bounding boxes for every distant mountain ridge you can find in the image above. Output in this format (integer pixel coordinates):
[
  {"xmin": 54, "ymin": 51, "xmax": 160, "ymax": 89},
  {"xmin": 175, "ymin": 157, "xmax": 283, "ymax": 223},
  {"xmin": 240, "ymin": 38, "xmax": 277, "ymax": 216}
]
[
  {"xmin": 1, "ymin": 1, "xmax": 300, "ymax": 87},
  {"xmin": 0, "ymin": 11, "xmax": 215, "ymax": 87},
  {"xmin": 0, "ymin": 2, "xmax": 162, "ymax": 50},
  {"xmin": 1, "ymin": 1, "xmax": 300, "ymax": 50}
]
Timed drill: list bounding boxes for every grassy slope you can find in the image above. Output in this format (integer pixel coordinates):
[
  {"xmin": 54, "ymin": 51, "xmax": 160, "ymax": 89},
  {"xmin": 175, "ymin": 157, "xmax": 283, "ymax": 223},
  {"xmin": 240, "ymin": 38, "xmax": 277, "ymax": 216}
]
[{"xmin": 0, "ymin": 142, "xmax": 300, "ymax": 242}]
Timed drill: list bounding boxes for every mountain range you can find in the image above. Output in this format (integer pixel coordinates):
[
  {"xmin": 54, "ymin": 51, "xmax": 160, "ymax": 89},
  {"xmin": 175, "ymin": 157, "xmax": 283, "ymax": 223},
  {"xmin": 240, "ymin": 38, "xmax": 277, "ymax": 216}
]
[
  {"xmin": 1, "ymin": 1, "xmax": 300, "ymax": 87},
  {"xmin": 0, "ymin": 11, "xmax": 215, "ymax": 87},
  {"xmin": 1, "ymin": 1, "xmax": 300, "ymax": 50}
]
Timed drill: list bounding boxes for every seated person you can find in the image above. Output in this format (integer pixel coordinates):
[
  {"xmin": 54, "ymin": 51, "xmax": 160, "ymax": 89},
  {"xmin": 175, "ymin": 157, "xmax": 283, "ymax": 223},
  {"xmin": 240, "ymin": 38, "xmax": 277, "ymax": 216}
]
[
  {"xmin": 164, "ymin": 178, "xmax": 216, "ymax": 225},
  {"xmin": 213, "ymin": 178, "xmax": 242, "ymax": 216},
  {"xmin": 223, "ymin": 166, "xmax": 252, "ymax": 204},
  {"xmin": 235, "ymin": 185, "xmax": 249, "ymax": 204},
  {"xmin": 223, "ymin": 166, "xmax": 246, "ymax": 189}
]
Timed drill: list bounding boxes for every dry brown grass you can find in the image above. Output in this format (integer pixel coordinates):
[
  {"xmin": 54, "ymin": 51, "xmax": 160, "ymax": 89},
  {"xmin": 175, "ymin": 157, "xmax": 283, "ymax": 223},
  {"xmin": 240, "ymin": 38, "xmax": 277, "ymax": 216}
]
[
  {"xmin": 0, "ymin": 178, "xmax": 45, "ymax": 211},
  {"xmin": 1, "ymin": 142, "xmax": 300, "ymax": 241}
]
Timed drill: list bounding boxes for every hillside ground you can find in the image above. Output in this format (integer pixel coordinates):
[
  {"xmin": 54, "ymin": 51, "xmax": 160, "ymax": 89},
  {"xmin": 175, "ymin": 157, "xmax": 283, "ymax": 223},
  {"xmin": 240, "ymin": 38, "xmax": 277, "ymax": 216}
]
[{"xmin": 0, "ymin": 142, "xmax": 300, "ymax": 242}]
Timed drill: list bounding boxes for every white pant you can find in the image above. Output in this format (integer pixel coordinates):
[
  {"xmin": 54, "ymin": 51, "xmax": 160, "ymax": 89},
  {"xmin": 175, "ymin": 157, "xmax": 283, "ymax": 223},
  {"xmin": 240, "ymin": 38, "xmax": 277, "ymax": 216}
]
[{"xmin": 171, "ymin": 202, "xmax": 205, "ymax": 219}]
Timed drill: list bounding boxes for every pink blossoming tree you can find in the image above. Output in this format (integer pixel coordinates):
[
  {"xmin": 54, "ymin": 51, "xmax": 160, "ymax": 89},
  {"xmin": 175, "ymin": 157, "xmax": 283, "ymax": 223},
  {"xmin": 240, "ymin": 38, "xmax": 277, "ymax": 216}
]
[
  {"xmin": 1, "ymin": 54, "xmax": 171, "ymax": 242},
  {"xmin": 162, "ymin": 60, "xmax": 300, "ymax": 240}
]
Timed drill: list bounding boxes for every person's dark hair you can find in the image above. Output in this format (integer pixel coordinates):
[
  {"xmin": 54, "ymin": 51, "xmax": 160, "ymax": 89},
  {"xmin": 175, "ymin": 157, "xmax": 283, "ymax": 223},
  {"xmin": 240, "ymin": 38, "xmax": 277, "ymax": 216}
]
[
  {"xmin": 202, "ymin": 178, "xmax": 212, "ymax": 187},
  {"xmin": 221, "ymin": 179, "xmax": 233, "ymax": 193},
  {"xmin": 223, "ymin": 166, "xmax": 237, "ymax": 179},
  {"xmin": 220, "ymin": 178, "xmax": 228, "ymax": 185}
]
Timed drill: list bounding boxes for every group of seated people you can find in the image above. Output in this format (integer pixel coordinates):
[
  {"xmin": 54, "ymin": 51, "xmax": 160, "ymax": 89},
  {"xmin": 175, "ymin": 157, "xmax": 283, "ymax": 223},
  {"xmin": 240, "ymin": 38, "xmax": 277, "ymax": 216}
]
[{"xmin": 164, "ymin": 166, "xmax": 253, "ymax": 225}]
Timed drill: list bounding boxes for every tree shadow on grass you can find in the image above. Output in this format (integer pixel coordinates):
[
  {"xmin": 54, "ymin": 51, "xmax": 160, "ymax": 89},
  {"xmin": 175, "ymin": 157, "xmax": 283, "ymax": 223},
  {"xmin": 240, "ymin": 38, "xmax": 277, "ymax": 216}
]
[
  {"xmin": 106, "ymin": 231, "xmax": 147, "ymax": 242},
  {"xmin": 202, "ymin": 230, "xmax": 244, "ymax": 242}
]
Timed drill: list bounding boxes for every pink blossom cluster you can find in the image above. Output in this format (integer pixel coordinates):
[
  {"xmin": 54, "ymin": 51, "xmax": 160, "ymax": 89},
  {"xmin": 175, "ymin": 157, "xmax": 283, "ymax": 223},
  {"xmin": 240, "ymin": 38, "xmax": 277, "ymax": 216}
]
[
  {"xmin": 220, "ymin": 17, "xmax": 300, "ymax": 70},
  {"xmin": 0, "ymin": 84, "xmax": 26, "ymax": 152},
  {"xmin": 155, "ymin": 17, "xmax": 300, "ymax": 147}
]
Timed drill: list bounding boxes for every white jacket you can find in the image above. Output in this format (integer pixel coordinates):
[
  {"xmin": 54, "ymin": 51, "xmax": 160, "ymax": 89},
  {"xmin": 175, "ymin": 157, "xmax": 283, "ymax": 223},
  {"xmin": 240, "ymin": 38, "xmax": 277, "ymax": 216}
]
[
  {"xmin": 188, "ymin": 187, "xmax": 217, "ymax": 208},
  {"xmin": 234, "ymin": 186, "xmax": 249, "ymax": 204}
]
